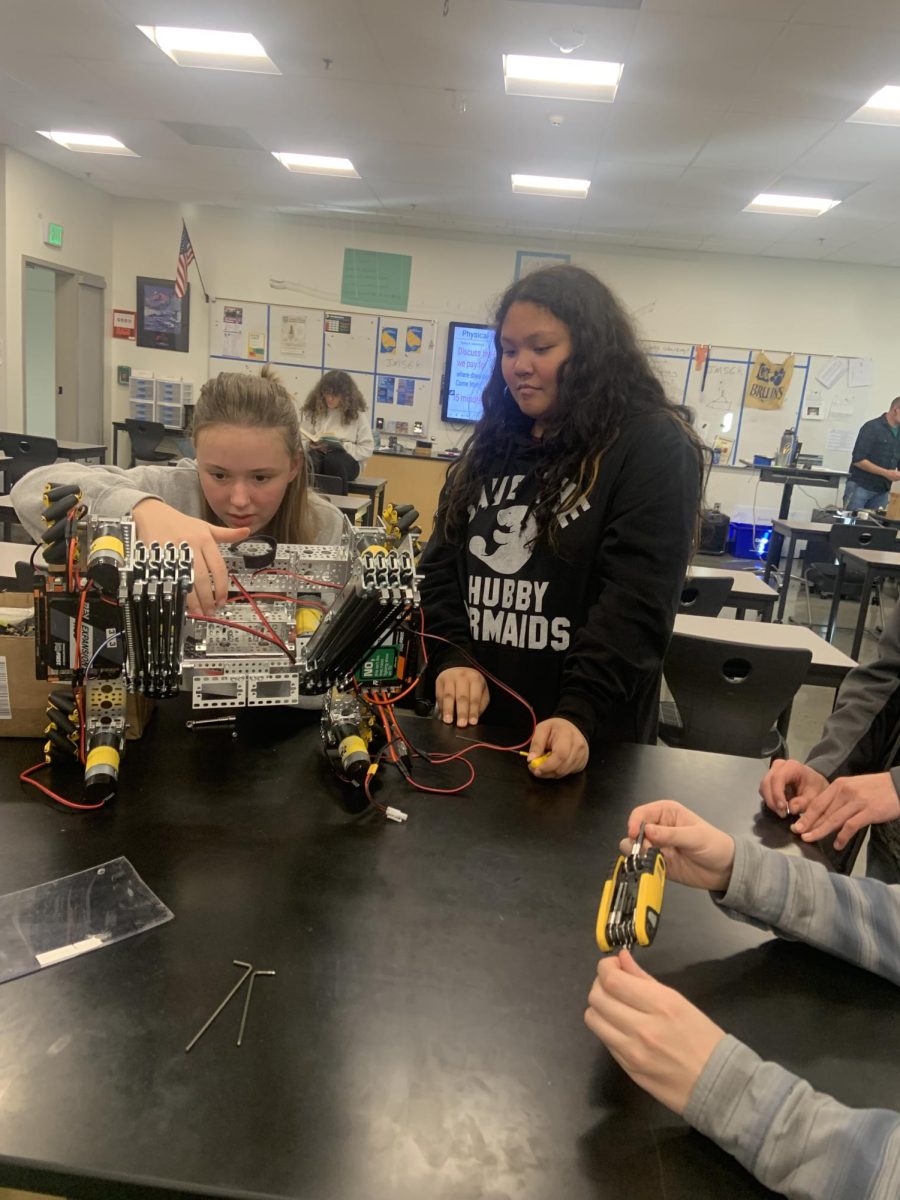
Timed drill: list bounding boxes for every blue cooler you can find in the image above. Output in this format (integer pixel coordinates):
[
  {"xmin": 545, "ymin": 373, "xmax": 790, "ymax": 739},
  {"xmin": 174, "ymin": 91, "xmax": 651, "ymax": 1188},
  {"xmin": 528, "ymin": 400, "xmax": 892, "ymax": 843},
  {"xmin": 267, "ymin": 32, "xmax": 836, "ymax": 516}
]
[{"xmin": 729, "ymin": 521, "xmax": 772, "ymax": 559}]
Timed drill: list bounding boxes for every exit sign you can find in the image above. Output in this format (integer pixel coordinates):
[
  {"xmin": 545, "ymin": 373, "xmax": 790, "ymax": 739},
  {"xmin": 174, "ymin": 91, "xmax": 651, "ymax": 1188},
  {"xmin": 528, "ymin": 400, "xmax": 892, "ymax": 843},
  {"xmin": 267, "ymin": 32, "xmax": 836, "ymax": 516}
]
[{"xmin": 43, "ymin": 221, "xmax": 63, "ymax": 248}]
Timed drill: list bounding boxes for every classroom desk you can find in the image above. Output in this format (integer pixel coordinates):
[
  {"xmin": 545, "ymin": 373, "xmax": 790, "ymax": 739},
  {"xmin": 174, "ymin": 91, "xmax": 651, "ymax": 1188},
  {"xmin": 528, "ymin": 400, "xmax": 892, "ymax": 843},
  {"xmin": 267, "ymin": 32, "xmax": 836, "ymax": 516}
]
[
  {"xmin": 111, "ymin": 420, "xmax": 184, "ymax": 467},
  {"xmin": 762, "ymin": 518, "xmax": 834, "ymax": 622},
  {"xmin": 3, "ymin": 705, "xmax": 893, "ymax": 1200},
  {"xmin": 56, "ymin": 440, "xmax": 107, "ymax": 464},
  {"xmin": 371, "ymin": 449, "xmax": 454, "ymax": 538},
  {"xmin": 674, "ymin": 613, "xmax": 857, "ymax": 688},
  {"xmin": 347, "ymin": 475, "xmax": 387, "ymax": 524},
  {"xmin": 325, "ymin": 492, "xmax": 370, "ymax": 524},
  {"xmin": 825, "ymin": 546, "xmax": 900, "ymax": 657},
  {"xmin": 687, "ymin": 565, "xmax": 778, "ymax": 621}
]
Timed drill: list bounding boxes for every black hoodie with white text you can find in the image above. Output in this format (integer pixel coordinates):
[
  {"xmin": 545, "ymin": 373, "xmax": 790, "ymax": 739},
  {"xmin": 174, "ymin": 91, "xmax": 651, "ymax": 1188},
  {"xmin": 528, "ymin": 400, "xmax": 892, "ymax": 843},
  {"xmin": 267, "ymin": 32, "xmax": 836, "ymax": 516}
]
[{"xmin": 419, "ymin": 411, "xmax": 701, "ymax": 744}]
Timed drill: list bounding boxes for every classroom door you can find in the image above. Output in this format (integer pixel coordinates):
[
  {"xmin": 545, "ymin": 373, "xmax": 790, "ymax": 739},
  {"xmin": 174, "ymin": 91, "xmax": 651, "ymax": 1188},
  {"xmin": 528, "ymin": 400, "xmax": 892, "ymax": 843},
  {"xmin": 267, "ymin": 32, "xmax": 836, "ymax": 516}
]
[
  {"xmin": 54, "ymin": 270, "xmax": 105, "ymax": 443},
  {"xmin": 23, "ymin": 258, "xmax": 106, "ymax": 443}
]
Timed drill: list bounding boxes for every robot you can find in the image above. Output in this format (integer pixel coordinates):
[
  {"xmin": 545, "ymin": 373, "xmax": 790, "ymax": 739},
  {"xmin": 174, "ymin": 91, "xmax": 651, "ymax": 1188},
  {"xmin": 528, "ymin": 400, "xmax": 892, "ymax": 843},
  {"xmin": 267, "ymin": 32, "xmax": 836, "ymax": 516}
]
[{"xmin": 31, "ymin": 483, "xmax": 421, "ymax": 809}]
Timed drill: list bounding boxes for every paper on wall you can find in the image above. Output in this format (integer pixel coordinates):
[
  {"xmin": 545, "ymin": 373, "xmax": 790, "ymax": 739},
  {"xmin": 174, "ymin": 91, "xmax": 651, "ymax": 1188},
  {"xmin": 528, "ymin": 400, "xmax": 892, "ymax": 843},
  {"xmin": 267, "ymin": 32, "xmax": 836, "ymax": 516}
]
[
  {"xmin": 816, "ymin": 357, "xmax": 846, "ymax": 390},
  {"xmin": 828, "ymin": 395, "xmax": 855, "ymax": 417},
  {"xmin": 848, "ymin": 358, "xmax": 873, "ymax": 388},
  {"xmin": 223, "ymin": 305, "xmax": 243, "ymax": 356},
  {"xmin": 278, "ymin": 314, "xmax": 307, "ymax": 358},
  {"xmin": 825, "ymin": 428, "xmax": 856, "ymax": 453}
]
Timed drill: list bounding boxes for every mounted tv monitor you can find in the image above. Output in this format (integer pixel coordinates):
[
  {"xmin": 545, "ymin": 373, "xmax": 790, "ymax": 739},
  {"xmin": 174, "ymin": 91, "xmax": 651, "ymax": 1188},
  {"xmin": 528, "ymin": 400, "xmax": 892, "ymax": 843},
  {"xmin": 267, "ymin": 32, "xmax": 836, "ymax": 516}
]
[{"xmin": 440, "ymin": 322, "xmax": 497, "ymax": 424}]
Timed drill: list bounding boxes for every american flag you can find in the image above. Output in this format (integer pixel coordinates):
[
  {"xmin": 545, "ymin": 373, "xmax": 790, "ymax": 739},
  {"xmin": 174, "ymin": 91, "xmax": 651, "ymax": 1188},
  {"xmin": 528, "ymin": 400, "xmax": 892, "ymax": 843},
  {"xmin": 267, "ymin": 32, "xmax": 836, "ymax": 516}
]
[{"xmin": 174, "ymin": 222, "xmax": 195, "ymax": 299}]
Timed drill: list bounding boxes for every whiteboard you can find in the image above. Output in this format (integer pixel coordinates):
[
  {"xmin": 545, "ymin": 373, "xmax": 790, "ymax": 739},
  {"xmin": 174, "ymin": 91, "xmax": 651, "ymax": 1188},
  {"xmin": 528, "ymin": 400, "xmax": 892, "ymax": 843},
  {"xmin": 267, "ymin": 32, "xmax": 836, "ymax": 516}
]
[
  {"xmin": 209, "ymin": 299, "xmax": 438, "ymax": 435},
  {"xmin": 643, "ymin": 339, "xmax": 873, "ymax": 469}
]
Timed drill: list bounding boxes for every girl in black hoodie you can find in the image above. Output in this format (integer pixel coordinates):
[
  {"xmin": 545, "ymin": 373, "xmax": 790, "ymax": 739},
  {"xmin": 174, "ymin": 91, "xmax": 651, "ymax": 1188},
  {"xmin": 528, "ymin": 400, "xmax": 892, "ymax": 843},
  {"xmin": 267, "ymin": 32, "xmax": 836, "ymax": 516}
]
[{"xmin": 419, "ymin": 265, "xmax": 705, "ymax": 779}]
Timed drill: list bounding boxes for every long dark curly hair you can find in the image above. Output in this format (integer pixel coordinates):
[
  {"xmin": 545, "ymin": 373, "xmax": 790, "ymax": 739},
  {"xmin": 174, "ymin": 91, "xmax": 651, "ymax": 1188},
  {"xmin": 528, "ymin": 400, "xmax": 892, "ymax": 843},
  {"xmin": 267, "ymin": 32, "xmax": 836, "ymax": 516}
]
[
  {"xmin": 302, "ymin": 370, "xmax": 367, "ymax": 423},
  {"xmin": 440, "ymin": 264, "xmax": 706, "ymax": 547}
]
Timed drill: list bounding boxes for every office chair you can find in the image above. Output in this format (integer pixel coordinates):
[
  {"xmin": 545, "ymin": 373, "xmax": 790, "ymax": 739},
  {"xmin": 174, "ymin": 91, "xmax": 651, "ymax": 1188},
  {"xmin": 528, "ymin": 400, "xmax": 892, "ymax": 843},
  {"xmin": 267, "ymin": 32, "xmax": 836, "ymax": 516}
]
[
  {"xmin": 0, "ymin": 433, "xmax": 59, "ymax": 540},
  {"xmin": 678, "ymin": 575, "xmax": 734, "ymax": 618},
  {"xmin": 659, "ymin": 632, "xmax": 812, "ymax": 759},
  {"xmin": 124, "ymin": 419, "xmax": 178, "ymax": 468},
  {"xmin": 800, "ymin": 523, "xmax": 897, "ymax": 627},
  {"xmin": 313, "ymin": 473, "xmax": 348, "ymax": 496}
]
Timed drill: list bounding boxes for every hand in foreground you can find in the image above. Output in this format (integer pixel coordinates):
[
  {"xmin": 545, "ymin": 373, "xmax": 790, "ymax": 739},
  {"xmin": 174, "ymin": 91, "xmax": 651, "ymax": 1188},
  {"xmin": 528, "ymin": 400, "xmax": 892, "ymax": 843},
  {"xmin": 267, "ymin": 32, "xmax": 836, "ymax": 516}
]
[
  {"xmin": 790, "ymin": 772, "xmax": 900, "ymax": 850},
  {"xmin": 435, "ymin": 666, "xmax": 490, "ymax": 727},
  {"xmin": 133, "ymin": 499, "xmax": 250, "ymax": 616},
  {"xmin": 526, "ymin": 718, "xmax": 589, "ymax": 779},
  {"xmin": 622, "ymin": 801, "xmax": 735, "ymax": 893},
  {"xmin": 759, "ymin": 758, "xmax": 828, "ymax": 819},
  {"xmin": 584, "ymin": 948, "xmax": 725, "ymax": 1116}
]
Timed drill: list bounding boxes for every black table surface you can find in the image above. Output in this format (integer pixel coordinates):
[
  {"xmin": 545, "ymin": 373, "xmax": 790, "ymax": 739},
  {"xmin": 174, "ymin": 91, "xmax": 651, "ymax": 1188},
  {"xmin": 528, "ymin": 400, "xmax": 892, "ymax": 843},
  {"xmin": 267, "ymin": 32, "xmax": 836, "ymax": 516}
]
[{"xmin": 0, "ymin": 704, "xmax": 896, "ymax": 1200}]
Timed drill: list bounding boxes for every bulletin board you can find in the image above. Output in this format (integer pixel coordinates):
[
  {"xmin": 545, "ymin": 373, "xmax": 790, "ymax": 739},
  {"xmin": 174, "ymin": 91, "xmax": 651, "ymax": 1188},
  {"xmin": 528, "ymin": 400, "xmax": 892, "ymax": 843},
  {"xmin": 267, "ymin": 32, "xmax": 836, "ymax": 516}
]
[
  {"xmin": 209, "ymin": 299, "xmax": 437, "ymax": 436},
  {"xmin": 643, "ymin": 341, "xmax": 873, "ymax": 471}
]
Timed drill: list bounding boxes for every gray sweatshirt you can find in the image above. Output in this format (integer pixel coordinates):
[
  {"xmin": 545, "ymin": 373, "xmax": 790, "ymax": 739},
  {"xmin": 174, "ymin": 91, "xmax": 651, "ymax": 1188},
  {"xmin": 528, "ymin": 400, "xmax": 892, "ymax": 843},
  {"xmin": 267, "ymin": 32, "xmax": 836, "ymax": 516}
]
[
  {"xmin": 685, "ymin": 838, "xmax": 900, "ymax": 1199},
  {"xmin": 803, "ymin": 598, "xmax": 900, "ymax": 861},
  {"xmin": 10, "ymin": 459, "xmax": 344, "ymax": 545}
]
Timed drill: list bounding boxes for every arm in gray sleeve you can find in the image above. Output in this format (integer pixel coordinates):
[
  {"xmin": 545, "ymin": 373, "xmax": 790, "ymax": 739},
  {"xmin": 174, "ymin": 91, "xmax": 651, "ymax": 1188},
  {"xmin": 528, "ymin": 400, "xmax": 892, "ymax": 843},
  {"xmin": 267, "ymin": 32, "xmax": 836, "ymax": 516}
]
[
  {"xmin": 806, "ymin": 600, "xmax": 900, "ymax": 782},
  {"xmin": 685, "ymin": 1035, "xmax": 900, "ymax": 1200},
  {"xmin": 10, "ymin": 460, "xmax": 204, "ymax": 542},
  {"xmin": 717, "ymin": 839, "xmax": 900, "ymax": 986},
  {"xmin": 348, "ymin": 412, "xmax": 374, "ymax": 463}
]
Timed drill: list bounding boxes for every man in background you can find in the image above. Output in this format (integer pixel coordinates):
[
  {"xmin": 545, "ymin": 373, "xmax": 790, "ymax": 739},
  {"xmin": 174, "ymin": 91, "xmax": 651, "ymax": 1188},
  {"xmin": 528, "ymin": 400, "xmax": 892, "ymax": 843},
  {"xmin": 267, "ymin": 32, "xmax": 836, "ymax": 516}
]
[{"xmin": 844, "ymin": 396, "xmax": 900, "ymax": 510}]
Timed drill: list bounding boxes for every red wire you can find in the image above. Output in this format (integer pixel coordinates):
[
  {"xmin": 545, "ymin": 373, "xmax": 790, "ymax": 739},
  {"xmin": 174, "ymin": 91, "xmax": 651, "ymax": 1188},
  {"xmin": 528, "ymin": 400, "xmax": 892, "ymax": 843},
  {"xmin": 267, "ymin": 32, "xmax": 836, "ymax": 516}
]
[
  {"xmin": 237, "ymin": 593, "xmax": 328, "ymax": 610},
  {"xmin": 251, "ymin": 567, "xmax": 343, "ymax": 590},
  {"xmin": 229, "ymin": 574, "xmax": 292, "ymax": 659},
  {"xmin": 191, "ymin": 614, "xmax": 295, "ymax": 657},
  {"xmin": 19, "ymin": 764, "xmax": 105, "ymax": 811}
]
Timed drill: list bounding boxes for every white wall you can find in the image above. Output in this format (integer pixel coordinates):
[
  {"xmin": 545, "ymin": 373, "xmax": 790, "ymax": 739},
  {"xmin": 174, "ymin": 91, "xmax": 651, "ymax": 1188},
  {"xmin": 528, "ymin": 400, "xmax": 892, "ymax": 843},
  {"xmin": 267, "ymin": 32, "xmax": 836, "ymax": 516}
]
[
  {"xmin": 4, "ymin": 146, "xmax": 900, "ymax": 524},
  {"xmin": 111, "ymin": 198, "xmax": 900, "ymax": 518},
  {"xmin": 2, "ymin": 148, "xmax": 113, "ymax": 431}
]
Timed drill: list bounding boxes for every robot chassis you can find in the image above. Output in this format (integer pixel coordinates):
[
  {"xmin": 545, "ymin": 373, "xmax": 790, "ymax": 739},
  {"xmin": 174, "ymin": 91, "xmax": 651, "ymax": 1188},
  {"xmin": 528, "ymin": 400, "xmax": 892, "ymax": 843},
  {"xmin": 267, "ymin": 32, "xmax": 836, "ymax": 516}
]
[{"xmin": 33, "ymin": 486, "xmax": 421, "ymax": 807}]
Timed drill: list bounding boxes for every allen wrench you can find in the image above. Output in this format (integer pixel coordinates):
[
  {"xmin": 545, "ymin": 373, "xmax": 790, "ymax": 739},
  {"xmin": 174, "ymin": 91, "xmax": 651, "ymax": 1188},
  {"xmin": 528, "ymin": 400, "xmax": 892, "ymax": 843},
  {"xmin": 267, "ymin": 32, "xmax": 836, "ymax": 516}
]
[
  {"xmin": 237, "ymin": 969, "xmax": 276, "ymax": 1047},
  {"xmin": 185, "ymin": 960, "xmax": 253, "ymax": 1053}
]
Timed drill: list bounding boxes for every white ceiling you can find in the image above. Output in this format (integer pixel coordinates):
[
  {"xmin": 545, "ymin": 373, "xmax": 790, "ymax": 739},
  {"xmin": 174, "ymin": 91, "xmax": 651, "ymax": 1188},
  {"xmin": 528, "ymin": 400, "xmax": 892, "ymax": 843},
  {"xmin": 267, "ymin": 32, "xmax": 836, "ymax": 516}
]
[{"xmin": 4, "ymin": 0, "xmax": 900, "ymax": 264}]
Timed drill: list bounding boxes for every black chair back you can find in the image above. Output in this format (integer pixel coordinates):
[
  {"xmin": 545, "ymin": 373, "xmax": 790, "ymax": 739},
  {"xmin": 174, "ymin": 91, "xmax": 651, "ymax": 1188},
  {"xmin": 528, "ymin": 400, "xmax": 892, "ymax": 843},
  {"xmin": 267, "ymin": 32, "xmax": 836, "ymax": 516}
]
[
  {"xmin": 0, "ymin": 433, "xmax": 59, "ymax": 488},
  {"xmin": 662, "ymin": 633, "xmax": 812, "ymax": 758},
  {"xmin": 828, "ymin": 523, "xmax": 898, "ymax": 580},
  {"xmin": 124, "ymin": 419, "xmax": 176, "ymax": 466},
  {"xmin": 679, "ymin": 575, "xmax": 734, "ymax": 618},
  {"xmin": 314, "ymin": 473, "xmax": 348, "ymax": 496}
]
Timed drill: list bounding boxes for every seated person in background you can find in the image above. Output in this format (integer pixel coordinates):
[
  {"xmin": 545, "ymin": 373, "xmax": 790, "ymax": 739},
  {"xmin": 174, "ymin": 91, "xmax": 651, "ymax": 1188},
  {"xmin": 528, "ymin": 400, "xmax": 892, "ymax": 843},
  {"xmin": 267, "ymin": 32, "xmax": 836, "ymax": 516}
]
[
  {"xmin": 301, "ymin": 370, "xmax": 374, "ymax": 488},
  {"xmin": 760, "ymin": 596, "xmax": 900, "ymax": 883},
  {"xmin": 585, "ymin": 800, "xmax": 900, "ymax": 1200},
  {"xmin": 12, "ymin": 366, "xmax": 343, "ymax": 615},
  {"xmin": 419, "ymin": 264, "xmax": 704, "ymax": 780}
]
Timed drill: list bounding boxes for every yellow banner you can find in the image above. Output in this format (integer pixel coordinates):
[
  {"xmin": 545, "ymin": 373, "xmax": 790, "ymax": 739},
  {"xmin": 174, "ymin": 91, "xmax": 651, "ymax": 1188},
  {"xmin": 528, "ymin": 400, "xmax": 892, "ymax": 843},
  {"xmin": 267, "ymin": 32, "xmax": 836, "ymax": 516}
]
[{"xmin": 743, "ymin": 352, "xmax": 794, "ymax": 410}]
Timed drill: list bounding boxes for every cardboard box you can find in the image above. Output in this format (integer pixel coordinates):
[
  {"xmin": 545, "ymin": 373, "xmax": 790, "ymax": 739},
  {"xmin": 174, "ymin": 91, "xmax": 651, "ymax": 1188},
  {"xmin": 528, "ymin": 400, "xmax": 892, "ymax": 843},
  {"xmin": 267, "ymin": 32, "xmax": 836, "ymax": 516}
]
[
  {"xmin": 887, "ymin": 487, "xmax": 900, "ymax": 522},
  {"xmin": 0, "ymin": 593, "xmax": 154, "ymax": 739}
]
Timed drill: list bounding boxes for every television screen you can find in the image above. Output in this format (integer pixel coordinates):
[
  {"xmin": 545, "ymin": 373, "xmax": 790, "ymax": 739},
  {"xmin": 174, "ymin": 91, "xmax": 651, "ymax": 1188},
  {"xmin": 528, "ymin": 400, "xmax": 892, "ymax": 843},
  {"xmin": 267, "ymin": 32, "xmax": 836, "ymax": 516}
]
[{"xmin": 440, "ymin": 322, "xmax": 496, "ymax": 424}]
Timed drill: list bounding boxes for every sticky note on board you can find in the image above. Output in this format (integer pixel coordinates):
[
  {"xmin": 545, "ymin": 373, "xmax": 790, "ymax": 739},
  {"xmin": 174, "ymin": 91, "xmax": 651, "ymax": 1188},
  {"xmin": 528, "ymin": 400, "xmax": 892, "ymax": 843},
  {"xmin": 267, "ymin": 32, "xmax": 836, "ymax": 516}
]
[
  {"xmin": 405, "ymin": 326, "xmax": 423, "ymax": 353},
  {"xmin": 381, "ymin": 327, "xmax": 398, "ymax": 353}
]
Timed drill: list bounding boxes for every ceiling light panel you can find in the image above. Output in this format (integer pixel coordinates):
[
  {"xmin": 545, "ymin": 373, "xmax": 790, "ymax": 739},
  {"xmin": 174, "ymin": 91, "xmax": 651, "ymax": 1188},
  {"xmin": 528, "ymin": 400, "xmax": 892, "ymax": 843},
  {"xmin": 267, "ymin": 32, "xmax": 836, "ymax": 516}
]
[
  {"xmin": 743, "ymin": 193, "xmax": 840, "ymax": 217},
  {"xmin": 137, "ymin": 26, "xmax": 280, "ymax": 74},
  {"xmin": 511, "ymin": 174, "xmax": 591, "ymax": 198},
  {"xmin": 847, "ymin": 85, "xmax": 900, "ymax": 127},
  {"xmin": 272, "ymin": 153, "xmax": 360, "ymax": 178},
  {"xmin": 36, "ymin": 131, "xmax": 138, "ymax": 156},
  {"xmin": 503, "ymin": 54, "xmax": 623, "ymax": 102}
]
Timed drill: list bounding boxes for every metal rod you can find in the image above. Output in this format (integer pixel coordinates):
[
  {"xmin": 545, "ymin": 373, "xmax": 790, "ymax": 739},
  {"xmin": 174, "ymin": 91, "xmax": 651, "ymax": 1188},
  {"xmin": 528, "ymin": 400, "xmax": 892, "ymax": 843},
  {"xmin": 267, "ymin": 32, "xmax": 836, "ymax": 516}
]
[
  {"xmin": 236, "ymin": 969, "xmax": 276, "ymax": 1047},
  {"xmin": 186, "ymin": 716, "xmax": 237, "ymax": 729},
  {"xmin": 185, "ymin": 960, "xmax": 253, "ymax": 1053}
]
